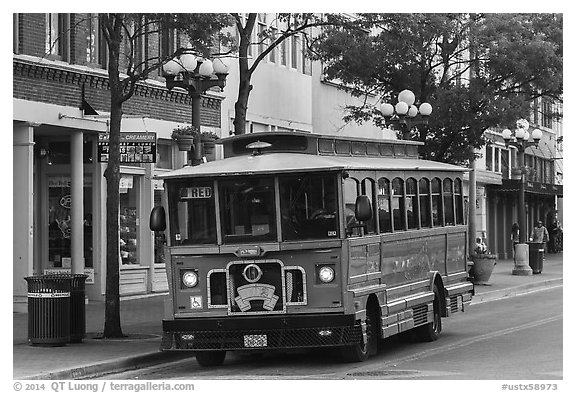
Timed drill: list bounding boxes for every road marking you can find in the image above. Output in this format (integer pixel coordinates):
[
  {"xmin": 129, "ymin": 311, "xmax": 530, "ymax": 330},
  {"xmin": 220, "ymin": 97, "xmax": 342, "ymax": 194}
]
[{"xmin": 374, "ymin": 314, "xmax": 562, "ymax": 368}]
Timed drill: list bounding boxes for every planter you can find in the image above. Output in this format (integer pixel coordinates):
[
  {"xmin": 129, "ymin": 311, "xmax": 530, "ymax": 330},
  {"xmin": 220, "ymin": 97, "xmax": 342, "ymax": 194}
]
[
  {"xmin": 174, "ymin": 135, "xmax": 194, "ymax": 152},
  {"xmin": 470, "ymin": 253, "xmax": 497, "ymax": 285},
  {"xmin": 201, "ymin": 136, "xmax": 216, "ymax": 154}
]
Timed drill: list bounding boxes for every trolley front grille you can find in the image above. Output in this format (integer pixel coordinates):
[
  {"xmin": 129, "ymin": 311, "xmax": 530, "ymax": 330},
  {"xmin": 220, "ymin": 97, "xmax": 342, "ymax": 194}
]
[{"xmin": 163, "ymin": 326, "xmax": 361, "ymax": 351}]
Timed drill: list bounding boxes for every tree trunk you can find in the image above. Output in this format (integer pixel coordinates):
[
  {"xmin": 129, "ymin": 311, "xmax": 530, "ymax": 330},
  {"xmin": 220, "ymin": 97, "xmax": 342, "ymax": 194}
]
[
  {"xmin": 232, "ymin": 14, "xmax": 255, "ymax": 136},
  {"xmin": 102, "ymin": 14, "xmax": 124, "ymax": 338},
  {"xmin": 233, "ymin": 75, "xmax": 252, "ymax": 135}
]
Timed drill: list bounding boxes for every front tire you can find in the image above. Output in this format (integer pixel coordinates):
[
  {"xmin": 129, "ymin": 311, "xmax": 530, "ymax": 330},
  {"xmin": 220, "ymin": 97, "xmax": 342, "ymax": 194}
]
[
  {"xmin": 340, "ymin": 304, "xmax": 378, "ymax": 362},
  {"xmin": 413, "ymin": 285, "xmax": 442, "ymax": 342},
  {"xmin": 195, "ymin": 350, "xmax": 226, "ymax": 367}
]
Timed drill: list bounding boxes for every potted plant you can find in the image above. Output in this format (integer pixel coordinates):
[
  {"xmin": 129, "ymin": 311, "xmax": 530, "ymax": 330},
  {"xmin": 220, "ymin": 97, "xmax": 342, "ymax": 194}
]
[
  {"xmin": 171, "ymin": 125, "xmax": 199, "ymax": 152},
  {"xmin": 469, "ymin": 237, "xmax": 497, "ymax": 285},
  {"xmin": 200, "ymin": 131, "xmax": 219, "ymax": 155}
]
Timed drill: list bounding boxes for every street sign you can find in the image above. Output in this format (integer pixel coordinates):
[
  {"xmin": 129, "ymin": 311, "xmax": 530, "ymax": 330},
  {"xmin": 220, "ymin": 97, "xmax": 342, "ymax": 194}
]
[{"xmin": 98, "ymin": 132, "xmax": 157, "ymax": 163}]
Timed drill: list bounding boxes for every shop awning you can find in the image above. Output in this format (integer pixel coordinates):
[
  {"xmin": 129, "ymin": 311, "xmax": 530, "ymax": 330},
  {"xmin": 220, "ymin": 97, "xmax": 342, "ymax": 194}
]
[{"xmin": 497, "ymin": 179, "xmax": 563, "ymax": 196}]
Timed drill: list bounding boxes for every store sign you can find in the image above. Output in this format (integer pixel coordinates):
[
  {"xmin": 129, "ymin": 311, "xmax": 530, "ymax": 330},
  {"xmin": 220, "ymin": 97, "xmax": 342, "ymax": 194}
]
[
  {"xmin": 98, "ymin": 132, "xmax": 157, "ymax": 163},
  {"xmin": 48, "ymin": 176, "xmax": 93, "ymax": 187}
]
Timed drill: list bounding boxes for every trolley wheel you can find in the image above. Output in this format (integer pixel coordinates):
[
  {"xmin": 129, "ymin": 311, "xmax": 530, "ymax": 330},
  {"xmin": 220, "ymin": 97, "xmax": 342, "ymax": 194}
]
[
  {"xmin": 194, "ymin": 350, "xmax": 226, "ymax": 367},
  {"xmin": 340, "ymin": 303, "xmax": 378, "ymax": 362},
  {"xmin": 414, "ymin": 285, "xmax": 442, "ymax": 342}
]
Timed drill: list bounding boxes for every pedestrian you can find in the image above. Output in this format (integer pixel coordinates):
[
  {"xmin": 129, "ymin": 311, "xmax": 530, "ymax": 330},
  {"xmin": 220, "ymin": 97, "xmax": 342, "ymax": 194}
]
[
  {"xmin": 547, "ymin": 211, "xmax": 561, "ymax": 253},
  {"xmin": 530, "ymin": 220, "xmax": 549, "ymax": 245},
  {"xmin": 511, "ymin": 222, "xmax": 520, "ymax": 259}
]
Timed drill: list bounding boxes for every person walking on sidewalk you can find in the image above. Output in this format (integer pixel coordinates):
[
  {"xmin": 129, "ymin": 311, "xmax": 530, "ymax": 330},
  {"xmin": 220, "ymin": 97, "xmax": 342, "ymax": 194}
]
[
  {"xmin": 511, "ymin": 222, "xmax": 520, "ymax": 260},
  {"xmin": 530, "ymin": 220, "xmax": 549, "ymax": 245}
]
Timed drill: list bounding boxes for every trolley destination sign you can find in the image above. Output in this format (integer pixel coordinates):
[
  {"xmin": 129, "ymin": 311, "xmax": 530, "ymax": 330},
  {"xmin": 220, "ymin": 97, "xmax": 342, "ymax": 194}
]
[{"xmin": 98, "ymin": 132, "xmax": 157, "ymax": 163}]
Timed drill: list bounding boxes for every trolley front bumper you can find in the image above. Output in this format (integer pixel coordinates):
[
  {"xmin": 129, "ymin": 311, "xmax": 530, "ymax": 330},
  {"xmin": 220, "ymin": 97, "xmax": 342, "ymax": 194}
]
[{"xmin": 161, "ymin": 313, "xmax": 361, "ymax": 351}]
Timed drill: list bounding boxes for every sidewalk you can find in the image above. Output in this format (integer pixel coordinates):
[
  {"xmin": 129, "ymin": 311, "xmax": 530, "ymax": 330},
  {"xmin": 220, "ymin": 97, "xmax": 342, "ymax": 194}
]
[{"xmin": 13, "ymin": 252, "xmax": 563, "ymax": 380}]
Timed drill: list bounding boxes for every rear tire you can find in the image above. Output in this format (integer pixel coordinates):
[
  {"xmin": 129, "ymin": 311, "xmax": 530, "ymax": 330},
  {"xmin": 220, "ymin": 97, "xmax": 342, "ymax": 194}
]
[
  {"xmin": 194, "ymin": 351, "xmax": 226, "ymax": 367},
  {"xmin": 413, "ymin": 285, "xmax": 442, "ymax": 342}
]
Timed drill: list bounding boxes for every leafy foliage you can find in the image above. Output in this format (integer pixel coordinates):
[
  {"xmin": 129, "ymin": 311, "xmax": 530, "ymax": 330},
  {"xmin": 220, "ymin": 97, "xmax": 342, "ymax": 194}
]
[{"xmin": 310, "ymin": 13, "xmax": 563, "ymax": 165}]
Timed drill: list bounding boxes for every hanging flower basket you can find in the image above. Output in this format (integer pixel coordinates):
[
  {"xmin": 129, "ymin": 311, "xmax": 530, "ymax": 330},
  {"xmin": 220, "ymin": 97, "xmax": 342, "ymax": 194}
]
[
  {"xmin": 172, "ymin": 125, "xmax": 199, "ymax": 152},
  {"xmin": 201, "ymin": 132, "xmax": 219, "ymax": 154},
  {"xmin": 174, "ymin": 135, "xmax": 194, "ymax": 152}
]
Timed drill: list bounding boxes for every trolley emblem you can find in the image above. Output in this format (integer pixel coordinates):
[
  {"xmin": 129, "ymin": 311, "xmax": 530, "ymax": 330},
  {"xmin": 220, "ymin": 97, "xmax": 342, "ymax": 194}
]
[{"xmin": 235, "ymin": 284, "xmax": 279, "ymax": 312}]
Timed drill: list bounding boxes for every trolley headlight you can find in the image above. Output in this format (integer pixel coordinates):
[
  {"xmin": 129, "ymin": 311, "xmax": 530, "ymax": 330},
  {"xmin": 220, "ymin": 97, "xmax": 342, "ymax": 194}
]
[
  {"xmin": 318, "ymin": 266, "xmax": 335, "ymax": 283},
  {"xmin": 182, "ymin": 270, "xmax": 199, "ymax": 288}
]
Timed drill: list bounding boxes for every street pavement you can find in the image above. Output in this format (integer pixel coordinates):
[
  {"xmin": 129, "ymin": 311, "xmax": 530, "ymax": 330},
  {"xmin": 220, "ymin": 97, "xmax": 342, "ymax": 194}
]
[{"xmin": 12, "ymin": 252, "xmax": 563, "ymax": 380}]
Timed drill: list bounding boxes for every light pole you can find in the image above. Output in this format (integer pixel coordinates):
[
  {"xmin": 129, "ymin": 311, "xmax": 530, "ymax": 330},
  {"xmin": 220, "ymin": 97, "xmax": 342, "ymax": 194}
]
[
  {"xmin": 502, "ymin": 118, "xmax": 542, "ymax": 275},
  {"xmin": 163, "ymin": 45, "xmax": 230, "ymax": 166},
  {"xmin": 380, "ymin": 89, "xmax": 433, "ymax": 139}
]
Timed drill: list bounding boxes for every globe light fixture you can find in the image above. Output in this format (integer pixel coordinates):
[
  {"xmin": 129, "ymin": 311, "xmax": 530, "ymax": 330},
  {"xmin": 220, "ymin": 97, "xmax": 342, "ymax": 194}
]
[
  {"xmin": 162, "ymin": 44, "xmax": 230, "ymax": 166},
  {"xmin": 379, "ymin": 89, "xmax": 433, "ymax": 139}
]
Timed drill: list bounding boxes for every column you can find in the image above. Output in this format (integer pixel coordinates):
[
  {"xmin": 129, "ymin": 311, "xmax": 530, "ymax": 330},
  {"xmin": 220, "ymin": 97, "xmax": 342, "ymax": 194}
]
[
  {"xmin": 13, "ymin": 123, "xmax": 35, "ymax": 312},
  {"xmin": 70, "ymin": 131, "xmax": 84, "ymax": 274}
]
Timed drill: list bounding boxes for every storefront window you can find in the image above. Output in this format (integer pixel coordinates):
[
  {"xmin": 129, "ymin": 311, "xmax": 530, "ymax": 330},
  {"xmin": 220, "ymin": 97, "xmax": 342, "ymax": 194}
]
[
  {"xmin": 120, "ymin": 175, "xmax": 140, "ymax": 265},
  {"xmin": 48, "ymin": 176, "xmax": 93, "ymax": 268}
]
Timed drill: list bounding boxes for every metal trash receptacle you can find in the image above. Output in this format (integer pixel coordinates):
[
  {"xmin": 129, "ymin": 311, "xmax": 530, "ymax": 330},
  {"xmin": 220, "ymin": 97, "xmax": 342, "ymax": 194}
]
[
  {"xmin": 528, "ymin": 242, "xmax": 545, "ymax": 274},
  {"xmin": 70, "ymin": 274, "xmax": 88, "ymax": 343},
  {"xmin": 25, "ymin": 275, "xmax": 71, "ymax": 346}
]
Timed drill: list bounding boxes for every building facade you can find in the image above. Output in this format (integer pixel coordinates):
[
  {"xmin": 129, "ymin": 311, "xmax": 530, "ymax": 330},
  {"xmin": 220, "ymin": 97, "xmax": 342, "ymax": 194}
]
[
  {"xmin": 470, "ymin": 99, "xmax": 563, "ymax": 259},
  {"xmin": 13, "ymin": 13, "xmax": 386, "ymax": 311}
]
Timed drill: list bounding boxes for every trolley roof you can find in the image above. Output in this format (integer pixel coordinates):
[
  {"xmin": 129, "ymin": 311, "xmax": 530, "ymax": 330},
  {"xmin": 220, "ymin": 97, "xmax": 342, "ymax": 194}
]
[{"xmin": 157, "ymin": 152, "xmax": 466, "ymax": 179}]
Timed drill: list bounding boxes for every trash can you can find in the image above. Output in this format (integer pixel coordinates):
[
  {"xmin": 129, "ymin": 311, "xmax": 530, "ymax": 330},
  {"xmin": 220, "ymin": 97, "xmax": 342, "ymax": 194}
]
[
  {"xmin": 25, "ymin": 275, "xmax": 71, "ymax": 346},
  {"xmin": 69, "ymin": 274, "xmax": 88, "ymax": 343},
  {"xmin": 528, "ymin": 241, "xmax": 545, "ymax": 274}
]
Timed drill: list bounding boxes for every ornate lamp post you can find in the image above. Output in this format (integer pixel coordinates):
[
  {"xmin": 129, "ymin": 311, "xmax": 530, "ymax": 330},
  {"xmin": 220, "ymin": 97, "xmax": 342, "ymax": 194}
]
[
  {"xmin": 163, "ymin": 45, "xmax": 230, "ymax": 166},
  {"xmin": 502, "ymin": 118, "xmax": 542, "ymax": 275},
  {"xmin": 380, "ymin": 89, "xmax": 433, "ymax": 139}
]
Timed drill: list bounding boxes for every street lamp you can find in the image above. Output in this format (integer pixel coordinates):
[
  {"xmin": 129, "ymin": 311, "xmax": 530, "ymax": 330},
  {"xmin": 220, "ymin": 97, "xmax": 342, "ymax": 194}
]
[
  {"xmin": 163, "ymin": 44, "xmax": 230, "ymax": 166},
  {"xmin": 502, "ymin": 118, "xmax": 542, "ymax": 275},
  {"xmin": 380, "ymin": 89, "xmax": 433, "ymax": 139}
]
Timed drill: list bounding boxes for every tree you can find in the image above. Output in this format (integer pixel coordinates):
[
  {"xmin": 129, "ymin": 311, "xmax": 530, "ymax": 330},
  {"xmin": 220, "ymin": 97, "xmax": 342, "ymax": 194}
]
[
  {"xmin": 98, "ymin": 13, "xmax": 233, "ymax": 337},
  {"xmin": 230, "ymin": 13, "xmax": 352, "ymax": 135},
  {"xmin": 310, "ymin": 13, "xmax": 563, "ymax": 165}
]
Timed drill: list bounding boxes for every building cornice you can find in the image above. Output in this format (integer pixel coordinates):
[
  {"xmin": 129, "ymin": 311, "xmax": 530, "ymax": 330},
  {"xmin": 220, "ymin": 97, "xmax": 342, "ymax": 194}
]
[{"xmin": 13, "ymin": 55, "xmax": 224, "ymax": 108}]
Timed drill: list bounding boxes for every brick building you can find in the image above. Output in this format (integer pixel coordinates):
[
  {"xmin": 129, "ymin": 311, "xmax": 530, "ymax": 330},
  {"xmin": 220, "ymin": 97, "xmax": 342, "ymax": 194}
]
[{"xmin": 13, "ymin": 14, "xmax": 226, "ymax": 310}]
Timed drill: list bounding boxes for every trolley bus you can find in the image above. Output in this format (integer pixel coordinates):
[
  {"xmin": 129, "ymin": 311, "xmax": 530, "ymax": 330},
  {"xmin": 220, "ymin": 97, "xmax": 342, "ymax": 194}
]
[{"xmin": 150, "ymin": 131, "xmax": 473, "ymax": 366}]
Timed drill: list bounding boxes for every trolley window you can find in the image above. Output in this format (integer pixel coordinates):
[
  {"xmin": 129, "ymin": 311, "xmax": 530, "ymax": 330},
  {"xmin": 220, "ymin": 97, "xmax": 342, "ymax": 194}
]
[
  {"xmin": 431, "ymin": 177, "xmax": 443, "ymax": 227},
  {"xmin": 443, "ymin": 178, "xmax": 455, "ymax": 226},
  {"xmin": 168, "ymin": 180, "xmax": 216, "ymax": 245},
  {"xmin": 406, "ymin": 177, "xmax": 418, "ymax": 229},
  {"xmin": 419, "ymin": 178, "xmax": 431, "ymax": 228},
  {"xmin": 279, "ymin": 173, "xmax": 339, "ymax": 240},
  {"xmin": 392, "ymin": 177, "xmax": 405, "ymax": 231},
  {"xmin": 377, "ymin": 177, "xmax": 392, "ymax": 233},
  {"xmin": 219, "ymin": 177, "xmax": 277, "ymax": 243}
]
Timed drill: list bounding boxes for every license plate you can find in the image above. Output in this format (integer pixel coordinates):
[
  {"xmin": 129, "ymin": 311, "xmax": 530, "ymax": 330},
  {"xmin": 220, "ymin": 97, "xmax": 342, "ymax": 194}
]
[{"xmin": 244, "ymin": 334, "xmax": 267, "ymax": 347}]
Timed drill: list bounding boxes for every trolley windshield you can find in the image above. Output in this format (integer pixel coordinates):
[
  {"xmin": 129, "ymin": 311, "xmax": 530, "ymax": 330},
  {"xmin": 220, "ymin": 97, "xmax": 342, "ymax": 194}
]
[{"xmin": 167, "ymin": 172, "xmax": 340, "ymax": 245}]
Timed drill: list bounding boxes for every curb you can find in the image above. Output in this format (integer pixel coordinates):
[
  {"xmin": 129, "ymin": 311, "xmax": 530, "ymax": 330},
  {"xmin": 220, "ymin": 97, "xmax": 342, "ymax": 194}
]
[
  {"xmin": 471, "ymin": 277, "xmax": 562, "ymax": 305},
  {"xmin": 23, "ymin": 351, "xmax": 192, "ymax": 380}
]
